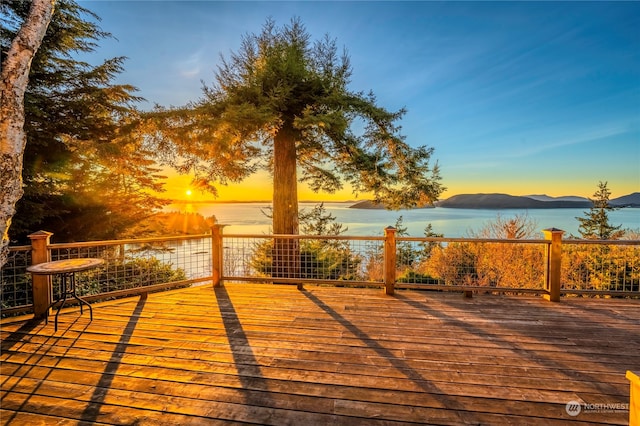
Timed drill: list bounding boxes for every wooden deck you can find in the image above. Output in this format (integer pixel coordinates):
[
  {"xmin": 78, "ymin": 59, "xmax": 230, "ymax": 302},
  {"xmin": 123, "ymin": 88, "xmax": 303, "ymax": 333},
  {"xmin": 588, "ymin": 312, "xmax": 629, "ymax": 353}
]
[{"xmin": 1, "ymin": 284, "xmax": 638, "ymax": 425}]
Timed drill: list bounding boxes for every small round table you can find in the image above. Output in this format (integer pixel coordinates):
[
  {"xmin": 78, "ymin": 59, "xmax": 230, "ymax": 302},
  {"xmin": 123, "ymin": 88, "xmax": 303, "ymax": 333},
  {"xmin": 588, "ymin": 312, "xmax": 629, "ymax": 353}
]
[{"xmin": 27, "ymin": 258, "xmax": 104, "ymax": 331}]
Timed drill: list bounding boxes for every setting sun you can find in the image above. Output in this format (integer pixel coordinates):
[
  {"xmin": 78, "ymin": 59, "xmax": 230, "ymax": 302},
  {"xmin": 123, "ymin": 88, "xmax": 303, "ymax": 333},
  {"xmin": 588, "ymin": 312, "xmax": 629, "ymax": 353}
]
[{"xmin": 185, "ymin": 189, "xmax": 192, "ymax": 197}]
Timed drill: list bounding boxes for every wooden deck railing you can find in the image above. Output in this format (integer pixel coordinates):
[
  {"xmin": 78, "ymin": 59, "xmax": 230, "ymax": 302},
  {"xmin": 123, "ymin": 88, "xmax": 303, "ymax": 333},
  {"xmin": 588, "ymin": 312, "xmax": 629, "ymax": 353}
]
[{"xmin": 1, "ymin": 226, "xmax": 638, "ymax": 319}]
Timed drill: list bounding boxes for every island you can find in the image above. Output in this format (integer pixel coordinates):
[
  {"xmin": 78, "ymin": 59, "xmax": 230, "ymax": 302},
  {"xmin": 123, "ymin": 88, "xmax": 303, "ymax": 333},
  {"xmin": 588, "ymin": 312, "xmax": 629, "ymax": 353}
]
[{"xmin": 349, "ymin": 192, "xmax": 640, "ymax": 210}]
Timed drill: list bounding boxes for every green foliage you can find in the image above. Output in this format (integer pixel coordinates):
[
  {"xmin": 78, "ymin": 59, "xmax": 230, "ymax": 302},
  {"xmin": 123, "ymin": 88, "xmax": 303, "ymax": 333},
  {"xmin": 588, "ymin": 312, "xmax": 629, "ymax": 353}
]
[
  {"xmin": 419, "ymin": 223, "xmax": 444, "ymax": 260},
  {"xmin": 1, "ymin": 254, "xmax": 186, "ymax": 312},
  {"xmin": 2, "ymin": 0, "xmax": 167, "ymax": 243},
  {"xmin": 250, "ymin": 203, "xmax": 361, "ymax": 280},
  {"xmin": 250, "ymin": 239, "xmax": 361, "ymax": 281},
  {"xmin": 394, "ymin": 216, "xmax": 419, "ymax": 268},
  {"xmin": 148, "ymin": 17, "xmax": 444, "ymax": 211},
  {"xmin": 397, "ymin": 271, "xmax": 441, "ymax": 284},
  {"xmin": 299, "ymin": 203, "xmax": 347, "ymax": 236},
  {"xmin": 576, "ymin": 181, "xmax": 623, "ymax": 240},
  {"xmin": 81, "ymin": 257, "xmax": 187, "ymax": 295},
  {"xmin": 0, "ymin": 252, "xmax": 32, "ymax": 311}
]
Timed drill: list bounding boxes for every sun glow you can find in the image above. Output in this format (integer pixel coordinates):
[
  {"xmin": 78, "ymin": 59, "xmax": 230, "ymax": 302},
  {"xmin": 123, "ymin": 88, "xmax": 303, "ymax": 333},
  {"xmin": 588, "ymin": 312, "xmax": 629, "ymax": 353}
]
[{"xmin": 161, "ymin": 169, "xmax": 357, "ymax": 202}]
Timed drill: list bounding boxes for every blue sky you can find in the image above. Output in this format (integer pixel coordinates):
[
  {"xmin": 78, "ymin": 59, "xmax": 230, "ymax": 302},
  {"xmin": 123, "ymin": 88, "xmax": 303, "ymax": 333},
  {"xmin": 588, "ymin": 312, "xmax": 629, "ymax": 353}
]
[{"xmin": 78, "ymin": 1, "xmax": 639, "ymax": 200}]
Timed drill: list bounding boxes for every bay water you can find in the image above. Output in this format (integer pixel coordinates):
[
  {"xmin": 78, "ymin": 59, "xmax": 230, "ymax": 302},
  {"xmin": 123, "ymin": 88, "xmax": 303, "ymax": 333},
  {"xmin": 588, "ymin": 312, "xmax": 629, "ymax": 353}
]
[{"xmin": 167, "ymin": 202, "xmax": 640, "ymax": 238}]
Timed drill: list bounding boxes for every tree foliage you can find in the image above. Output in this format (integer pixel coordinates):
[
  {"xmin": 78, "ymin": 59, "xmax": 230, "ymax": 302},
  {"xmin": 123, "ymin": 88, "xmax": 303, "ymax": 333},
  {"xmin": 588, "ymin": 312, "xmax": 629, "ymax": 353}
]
[
  {"xmin": 299, "ymin": 203, "xmax": 348, "ymax": 236},
  {"xmin": 0, "ymin": 0, "xmax": 55, "ymax": 268},
  {"xmin": 250, "ymin": 203, "xmax": 361, "ymax": 281},
  {"xmin": 467, "ymin": 213, "xmax": 539, "ymax": 239},
  {"xmin": 576, "ymin": 181, "xmax": 623, "ymax": 240},
  {"xmin": 2, "ymin": 0, "xmax": 167, "ymax": 243},
  {"xmin": 405, "ymin": 214, "xmax": 545, "ymax": 288},
  {"xmin": 148, "ymin": 17, "xmax": 444, "ymax": 237}
]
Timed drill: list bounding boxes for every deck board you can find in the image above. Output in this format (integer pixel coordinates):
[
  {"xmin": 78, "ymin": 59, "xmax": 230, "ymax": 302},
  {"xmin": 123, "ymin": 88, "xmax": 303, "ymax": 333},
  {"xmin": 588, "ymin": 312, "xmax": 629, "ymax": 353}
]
[{"xmin": 2, "ymin": 284, "xmax": 638, "ymax": 425}]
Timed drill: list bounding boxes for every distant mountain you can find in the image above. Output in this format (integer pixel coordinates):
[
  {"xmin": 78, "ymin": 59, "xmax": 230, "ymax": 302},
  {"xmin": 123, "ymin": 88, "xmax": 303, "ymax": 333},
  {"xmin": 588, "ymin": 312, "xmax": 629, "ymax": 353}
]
[
  {"xmin": 437, "ymin": 193, "xmax": 592, "ymax": 209},
  {"xmin": 528, "ymin": 193, "xmax": 639, "ymax": 207},
  {"xmin": 525, "ymin": 194, "xmax": 590, "ymax": 203},
  {"xmin": 350, "ymin": 192, "xmax": 640, "ymax": 210},
  {"xmin": 349, "ymin": 200, "xmax": 386, "ymax": 209},
  {"xmin": 611, "ymin": 192, "xmax": 640, "ymax": 207}
]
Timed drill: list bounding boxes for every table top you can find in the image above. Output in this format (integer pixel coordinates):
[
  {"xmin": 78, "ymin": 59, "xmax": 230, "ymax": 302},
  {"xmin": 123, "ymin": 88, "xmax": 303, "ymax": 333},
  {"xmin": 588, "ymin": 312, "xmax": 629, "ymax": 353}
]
[{"xmin": 27, "ymin": 258, "xmax": 105, "ymax": 275}]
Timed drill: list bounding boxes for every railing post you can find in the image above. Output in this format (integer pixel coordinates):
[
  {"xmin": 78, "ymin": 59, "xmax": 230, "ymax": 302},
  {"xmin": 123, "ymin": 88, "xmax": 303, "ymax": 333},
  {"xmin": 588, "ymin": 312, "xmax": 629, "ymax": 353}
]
[
  {"xmin": 542, "ymin": 228, "xmax": 564, "ymax": 302},
  {"xmin": 384, "ymin": 226, "xmax": 396, "ymax": 296},
  {"xmin": 211, "ymin": 225, "xmax": 225, "ymax": 288},
  {"xmin": 28, "ymin": 230, "xmax": 53, "ymax": 319}
]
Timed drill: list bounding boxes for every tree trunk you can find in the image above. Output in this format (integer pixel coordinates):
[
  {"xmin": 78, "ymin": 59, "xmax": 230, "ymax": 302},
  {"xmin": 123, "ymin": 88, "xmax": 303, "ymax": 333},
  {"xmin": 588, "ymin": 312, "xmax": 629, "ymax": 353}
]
[
  {"xmin": 272, "ymin": 123, "xmax": 300, "ymax": 280},
  {"xmin": 0, "ymin": 0, "xmax": 55, "ymax": 268}
]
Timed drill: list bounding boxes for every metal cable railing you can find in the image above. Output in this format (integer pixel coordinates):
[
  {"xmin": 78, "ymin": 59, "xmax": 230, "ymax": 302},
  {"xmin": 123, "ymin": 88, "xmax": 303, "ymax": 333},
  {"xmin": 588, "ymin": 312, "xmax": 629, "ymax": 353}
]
[
  {"xmin": 1, "ymin": 235, "xmax": 213, "ymax": 316},
  {"xmin": 393, "ymin": 237, "xmax": 548, "ymax": 292},
  {"xmin": 563, "ymin": 240, "xmax": 640, "ymax": 294},
  {"xmin": 2, "ymin": 229, "xmax": 639, "ymax": 316},
  {"xmin": 0, "ymin": 246, "xmax": 32, "ymax": 311},
  {"xmin": 221, "ymin": 234, "xmax": 384, "ymax": 286}
]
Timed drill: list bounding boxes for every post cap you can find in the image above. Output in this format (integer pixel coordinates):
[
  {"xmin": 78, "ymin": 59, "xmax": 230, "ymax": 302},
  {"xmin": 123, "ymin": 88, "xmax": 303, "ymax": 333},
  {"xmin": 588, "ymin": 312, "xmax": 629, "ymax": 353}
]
[{"xmin": 27, "ymin": 230, "xmax": 53, "ymax": 239}]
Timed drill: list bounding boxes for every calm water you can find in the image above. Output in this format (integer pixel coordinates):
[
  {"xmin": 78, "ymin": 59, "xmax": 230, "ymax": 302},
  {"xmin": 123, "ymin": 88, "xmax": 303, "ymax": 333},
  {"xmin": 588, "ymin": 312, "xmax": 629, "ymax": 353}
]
[{"xmin": 168, "ymin": 202, "xmax": 640, "ymax": 238}]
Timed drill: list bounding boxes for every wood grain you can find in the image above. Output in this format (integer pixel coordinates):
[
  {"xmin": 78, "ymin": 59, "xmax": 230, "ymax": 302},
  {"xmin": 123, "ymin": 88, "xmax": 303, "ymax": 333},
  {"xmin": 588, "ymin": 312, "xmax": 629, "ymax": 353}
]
[{"xmin": 2, "ymin": 284, "xmax": 638, "ymax": 425}]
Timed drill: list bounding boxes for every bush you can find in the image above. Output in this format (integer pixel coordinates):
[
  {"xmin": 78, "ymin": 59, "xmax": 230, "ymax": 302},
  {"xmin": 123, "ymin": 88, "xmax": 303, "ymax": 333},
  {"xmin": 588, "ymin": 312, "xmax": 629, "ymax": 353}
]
[
  {"xmin": 397, "ymin": 271, "xmax": 441, "ymax": 285},
  {"xmin": 75, "ymin": 257, "xmax": 187, "ymax": 296}
]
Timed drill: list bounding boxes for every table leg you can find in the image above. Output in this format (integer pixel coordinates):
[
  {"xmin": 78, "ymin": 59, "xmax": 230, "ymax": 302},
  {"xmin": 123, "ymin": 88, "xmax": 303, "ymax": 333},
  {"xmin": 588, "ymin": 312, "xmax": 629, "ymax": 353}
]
[
  {"xmin": 47, "ymin": 272, "xmax": 93, "ymax": 332},
  {"xmin": 68, "ymin": 272, "xmax": 93, "ymax": 321}
]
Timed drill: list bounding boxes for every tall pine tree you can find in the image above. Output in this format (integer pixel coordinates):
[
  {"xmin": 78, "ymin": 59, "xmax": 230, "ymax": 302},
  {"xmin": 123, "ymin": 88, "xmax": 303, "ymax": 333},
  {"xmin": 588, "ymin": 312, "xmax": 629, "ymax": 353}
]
[
  {"xmin": 149, "ymin": 18, "xmax": 444, "ymax": 278},
  {"xmin": 576, "ymin": 181, "xmax": 623, "ymax": 240}
]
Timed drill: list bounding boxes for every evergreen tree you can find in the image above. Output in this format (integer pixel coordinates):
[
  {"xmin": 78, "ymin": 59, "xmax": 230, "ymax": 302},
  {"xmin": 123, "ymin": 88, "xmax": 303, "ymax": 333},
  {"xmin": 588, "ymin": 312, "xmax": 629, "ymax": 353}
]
[
  {"xmin": 1, "ymin": 0, "xmax": 167, "ymax": 243},
  {"xmin": 149, "ymin": 17, "xmax": 444, "ymax": 277},
  {"xmin": 251, "ymin": 203, "xmax": 361, "ymax": 282},
  {"xmin": 393, "ymin": 216, "xmax": 417, "ymax": 268},
  {"xmin": 419, "ymin": 223, "xmax": 444, "ymax": 260},
  {"xmin": 576, "ymin": 181, "xmax": 623, "ymax": 240},
  {"xmin": 299, "ymin": 203, "xmax": 348, "ymax": 236}
]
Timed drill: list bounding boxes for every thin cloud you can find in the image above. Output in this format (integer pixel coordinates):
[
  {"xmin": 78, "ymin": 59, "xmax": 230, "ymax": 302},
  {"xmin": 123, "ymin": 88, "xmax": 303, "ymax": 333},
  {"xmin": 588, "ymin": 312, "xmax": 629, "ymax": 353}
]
[{"xmin": 176, "ymin": 48, "xmax": 205, "ymax": 78}]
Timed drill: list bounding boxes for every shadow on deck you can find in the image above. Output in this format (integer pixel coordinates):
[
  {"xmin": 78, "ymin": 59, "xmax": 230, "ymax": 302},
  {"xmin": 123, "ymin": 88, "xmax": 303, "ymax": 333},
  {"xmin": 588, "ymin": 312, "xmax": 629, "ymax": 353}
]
[{"xmin": 1, "ymin": 284, "xmax": 638, "ymax": 425}]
